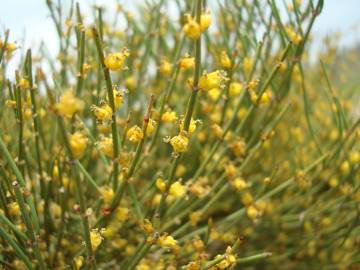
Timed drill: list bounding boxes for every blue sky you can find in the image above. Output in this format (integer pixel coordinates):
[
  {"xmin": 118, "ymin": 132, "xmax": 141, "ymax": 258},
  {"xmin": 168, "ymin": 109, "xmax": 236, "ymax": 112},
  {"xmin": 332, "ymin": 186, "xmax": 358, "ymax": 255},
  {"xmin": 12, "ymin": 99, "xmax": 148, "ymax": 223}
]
[{"xmin": 1, "ymin": 0, "xmax": 360, "ymax": 62}]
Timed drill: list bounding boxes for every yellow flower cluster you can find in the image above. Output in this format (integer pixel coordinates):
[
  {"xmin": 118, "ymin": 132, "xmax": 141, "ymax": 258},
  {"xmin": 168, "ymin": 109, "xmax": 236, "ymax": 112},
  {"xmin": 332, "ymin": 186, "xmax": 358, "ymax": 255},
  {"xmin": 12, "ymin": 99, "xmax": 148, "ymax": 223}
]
[
  {"xmin": 55, "ymin": 90, "xmax": 84, "ymax": 118},
  {"xmin": 170, "ymin": 132, "xmax": 189, "ymax": 153},
  {"xmin": 104, "ymin": 48, "xmax": 130, "ymax": 71},
  {"xmin": 183, "ymin": 12, "xmax": 211, "ymax": 40},
  {"xmin": 69, "ymin": 132, "xmax": 88, "ymax": 159},
  {"xmin": 198, "ymin": 70, "xmax": 229, "ymax": 91}
]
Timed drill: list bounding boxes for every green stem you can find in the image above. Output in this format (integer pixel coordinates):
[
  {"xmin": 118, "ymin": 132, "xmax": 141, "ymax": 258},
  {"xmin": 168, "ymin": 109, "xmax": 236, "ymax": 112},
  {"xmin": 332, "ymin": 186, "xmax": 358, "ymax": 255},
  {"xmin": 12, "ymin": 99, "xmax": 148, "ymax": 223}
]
[
  {"xmin": 92, "ymin": 27, "xmax": 120, "ymax": 191},
  {"xmin": 0, "ymin": 227, "xmax": 34, "ymax": 270},
  {"xmin": 13, "ymin": 181, "xmax": 46, "ymax": 270}
]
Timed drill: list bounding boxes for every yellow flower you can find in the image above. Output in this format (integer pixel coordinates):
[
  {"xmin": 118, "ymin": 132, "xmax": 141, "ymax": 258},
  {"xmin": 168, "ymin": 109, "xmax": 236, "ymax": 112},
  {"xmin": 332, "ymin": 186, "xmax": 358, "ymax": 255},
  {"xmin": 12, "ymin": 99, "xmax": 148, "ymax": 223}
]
[
  {"xmin": 156, "ymin": 178, "xmax": 166, "ymax": 192},
  {"xmin": 125, "ymin": 75, "xmax": 136, "ymax": 90},
  {"xmin": 285, "ymin": 26, "xmax": 302, "ymax": 45},
  {"xmin": 231, "ymin": 177, "xmax": 248, "ymax": 191},
  {"xmin": 243, "ymin": 57, "xmax": 253, "ymax": 74},
  {"xmin": 104, "ymin": 48, "xmax": 130, "ymax": 71},
  {"xmin": 141, "ymin": 219, "xmax": 154, "ymax": 234},
  {"xmin": 90, "ymin": 229, "xmax": 103, "ymax": 251},
  {"xmin": 146, "ymin": 119, "xmax": 156, "ymax": 136},
  {"xmin": 220, "ymin": 50, "xmax": 231, "ymax": 68},
  {"xmin": 208, "ymin": 88, "xmax": 221, "ymax": 101},
  {"xmin": 200, "ymin": 11, "xmax": 212, "ymax": 32},
  {"xmin": 56, "ymin": 90, "xmax": 84, "ymax": 118},
  {"xmin": 225, "ymin": 163, "xmax": 236, "ymax": 178},
  {"xmin": 152, "ymin": 194, "xmax": 162, "ymax": 206},
  {"xmin": 69, "ymin": 132, "xmax": 88, "ymax": 159},
  {"xmin": 74, "ymin": 256, "xmax": 84, "ymax": 270},
  {"xmin": 183, "ymin": 15, "xmax": 201, "ymax": 40},
  {"xmin": 247, "ymin": 79, "xmax": 259, "ymax": 90},
  {"xmin": 169, "ymin": 181, "xmax": 186, "ymax": 197},
  {"xmin": 113, "ymin": 90, "xmax": 124, "ymax": 110},
  {"xmin": 249, "ymin": 89, "xmax": 272, "ymax": 105},
  {"xmin": 101, "ymin": 186, "xmax": 114, "ymax": 204},
  {"xmin": 158, "ymin": 235, "xmax": 178, "ymax": 250},
  {"xmin": 5, "ymin": 43, "xmax": 17, "ymax": 53},
  {"xmin": 127, "ymin": 125, "xmax": 144, "ymax": 143},
  {"xmin": 82, "ymin": 63, "xmax": 92, "ymax": 77},
  {"xmin": 216, "ymin": 246, "xmax": 237, "ymax": 269},
  {"xmin": 328, "ymin": 177, "xmax": 338, "ymax": 188},
  {"xmin": 278, "ymin": 61, "xmax": 287, "ymax": 72},
  {"xmin": 179, "ymin": 56, "xmax": 195, "ymax": 70},
  {"xmin": 115, "ymin": 207, "xmax": 129, "ymax": 222},
  {"xmin": 185, "ymin": 261, "xmax": 201, "ymax": 270},
  {"xmin": 23, "ymin": 108, "xmax": 32, "ymax": 120},
  {"xmin": 91, "ymin": 102, "xmax": 113, "ymax": 122},
  {"xmin": 340, "ymin": 161, "xmax": 350, "ymax": 175},
  {"xmin": 170, "ymin": 133, "xmax": 189, "ymax": 153},
  {"xmin": 5, "ymin": 99, "xmax": 17, "ymax": 108},
  {"xmin": 241, "ymin": 192, "xmax": 253, "ymax": 206},
  {"xmin": 161, "ymin": 111, "xmax": 177, "ymax": 123},
  {"xmin": 97, "ymin": 122, "xmax": 111, "ymax": 134},
  {"xmin": 246, "ymin": 205, "xmax": 259, "ymax": 220},
  {"xmin": 18, "ymin": 78, "xmax": 30, "ymax": 90},
  {"xmin": 179, "ymin": 118, "xmax": 197, "ymax": 134},
  {"xmin": 349, "ymin": 151, "xmax": 360, "ymax": 165},
  {"xmin": 198, "ymin": 70, "xmax": 228, "ymax": 91},
  {"xmin": 229, "ymin": 82, "xmax": 243, "ymax": 97},
  {"xmin": 189, "ymin": 211, "xmax": 202, "ymax": 226},
  {"xmin": 159, "ymin": 59, "xmax": 172, "ymax": 76},
  {"xmin": 212, "ymin": 124, "xmax": 224, "ymax": 138},
  {"xmin": 98, "ymin": 137, "xmax": 114, "ymax": 158},
  {"xmin": 8, "ymin": 202, "xmax": 20, "ymax": 216}
]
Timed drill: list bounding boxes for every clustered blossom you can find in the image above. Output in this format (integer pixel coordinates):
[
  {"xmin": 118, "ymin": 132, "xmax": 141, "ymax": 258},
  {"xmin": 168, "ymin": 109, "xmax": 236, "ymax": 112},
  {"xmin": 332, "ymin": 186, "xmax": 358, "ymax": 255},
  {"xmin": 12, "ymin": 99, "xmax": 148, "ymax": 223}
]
[
  {"xmin": 104, "ymin": 48, "xmax": 130, "ymax": 71},
  {"xmin": 0, "ymin": 1, "xmax": 357, "ymax": 270}
]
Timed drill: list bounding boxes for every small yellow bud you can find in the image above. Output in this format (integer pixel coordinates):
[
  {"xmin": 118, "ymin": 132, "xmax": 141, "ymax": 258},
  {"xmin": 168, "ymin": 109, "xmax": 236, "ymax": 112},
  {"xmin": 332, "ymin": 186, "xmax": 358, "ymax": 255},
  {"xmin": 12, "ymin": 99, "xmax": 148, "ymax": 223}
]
[
  {"xmin": 146, "ymin": 119, "xmax": 156, "ymax": 136},
  {"xmin": 179, "ymin": 56, "xmax": 195, "ymax": 70},
  {"xmin": 200, "ymin": 11, "xmax": 212, "ymax": 32},
  {"xmin": 101, "ymin": 186, "xmax": 114, "ymax": 204},
  {"xmin": 198, "ymin": 70, "xmax": 228, "ymax": 91},
  {"xmin": 220, "ymin": 50, "xmax": 231, "ymax": 68},
  {"xmin": 98, "ymin": 137, "xmax": 114, "ymax": 158},
  {"xmin": 161, "ymin": 111, "xmax": 177, "ymax": 123},
  {"xmin": 69, "ymin": 132, "xmax": 88, "ymax": 159},
  {"xmin": 19, "ymin": 78, "xmax": 30, "ymax": 90},
  {"xmin": 241, "ymin": 191, "xmax": 253, "ymax": 206},
  {"xmin": 115, "ymin": 207, "xmax": 129, "ymax": 222},
  {"xmin": 104, "ymin": 48, "xmax": 130, "ymax": 71},
  {"xmin": 246, "ymin": 205, "xmax": 259, "ymax": 220},
  {"xmin": 90, "ymin": 229, "xmax": 103, "ymax": 251},
  {"xmin": 229, "ymin": 82, "xmax": 243, "ymax": 97},
  {"xmin": 91, "ymin": 102, "xmax": 113, "ymax": 122},
  {"xmin": 125, "ymin": 75, "xmax": 136, "ymax": 90},
  {"xmin": 74, "ymin": 256, "xmax": 84, "ymax": 270},
  {"xmin": 156, "ymin": 178, "xmax": 166, "ymax": 192},
  {"xmin": 113, "ymin": 90, "xmax": 124, "ymax": 110},
  {"xmin": 231, "ymin": 177, "xmax": 248, "ymax": 191},
  {"xmin": 208, "ymin": 88, "xmax": 221, "ymax": 101},
  {"xmin": 5, "ymin": 99, "xmax": 17, "ymax": 108},
  {"xmin": 56, "ymin": 90, "xmax": 84, "ymax": 118},
  {"xmin": 127, "ymin": 125, "xmax": 144, "ymax": 143},
  {"xmin": 170, "ymin": 133, "xmax": 189, "ymax": 153},
  {"xmin": 159, "ymin": 59, "xmax": 172, "ymax": 76},
  {"xmin": 340, "ymin": 161, "xmax": 350, "ymax": 175},
  {"xmin": 8, "ymin": 202, "xmax": 20, "ymax": 216},
  {"xmin": 169, "ymin": 181, "xmax": 186, "ymax": 198},
  {"xmin": 179, "ymin": 118, "xmax": 197, "ymax": 134},
  {"xmin": 183, "ymin": 15, "xmax": 201, "ymax": 40},
  {"xmin": 158, "ymin": 235, "xmax": 178, "ymax": 250}
]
